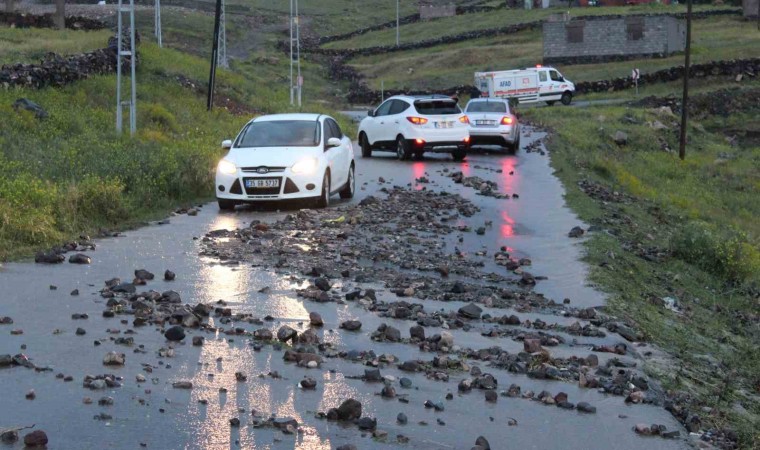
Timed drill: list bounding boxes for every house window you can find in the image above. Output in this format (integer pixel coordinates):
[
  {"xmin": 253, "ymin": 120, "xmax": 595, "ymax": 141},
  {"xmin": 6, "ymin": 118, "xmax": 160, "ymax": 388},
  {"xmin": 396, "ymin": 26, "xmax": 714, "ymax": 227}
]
[
  {"xmin": 566, "ymin": 21, "xmax": 585, "ymax": 43},
  {"xmin": 626, "ymin": 17, "xmax": 644, "ymax": 41}
]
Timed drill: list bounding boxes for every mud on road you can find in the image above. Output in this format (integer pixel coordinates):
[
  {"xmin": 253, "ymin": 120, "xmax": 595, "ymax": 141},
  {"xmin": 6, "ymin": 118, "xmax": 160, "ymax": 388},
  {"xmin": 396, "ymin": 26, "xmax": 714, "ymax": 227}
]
[{"xmin": 0, "ymin": 128, "xmax": 690, "ymax": 449}]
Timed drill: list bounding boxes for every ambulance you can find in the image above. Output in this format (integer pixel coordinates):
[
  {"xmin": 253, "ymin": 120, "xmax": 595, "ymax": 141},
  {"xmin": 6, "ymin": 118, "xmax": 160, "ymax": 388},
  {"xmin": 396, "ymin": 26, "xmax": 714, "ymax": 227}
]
[{"xmin": 474, "ymin": 65, "xmax": 575, "ymax": 106}]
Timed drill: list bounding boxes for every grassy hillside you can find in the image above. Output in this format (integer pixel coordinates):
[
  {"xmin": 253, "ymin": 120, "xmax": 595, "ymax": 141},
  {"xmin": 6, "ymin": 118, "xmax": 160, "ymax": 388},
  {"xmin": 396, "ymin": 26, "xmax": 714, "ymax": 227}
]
[
  {"xmin": 525, "ymin": 91, "xmax": 760, "ymax": 446},
  {"xmin": 0, "ymin": 15, "xmax": 353, "ymax": 260},
  {"xmin": 0, "ymin": 27, "xmax": 112, "ymax": 65},
  {"xmin": 323, "ymin": 4, "xmax": 736, "ymax": 49},
  {"xmin": 349, "ymin": 14, "xmax": 757, "ymax": 91}
]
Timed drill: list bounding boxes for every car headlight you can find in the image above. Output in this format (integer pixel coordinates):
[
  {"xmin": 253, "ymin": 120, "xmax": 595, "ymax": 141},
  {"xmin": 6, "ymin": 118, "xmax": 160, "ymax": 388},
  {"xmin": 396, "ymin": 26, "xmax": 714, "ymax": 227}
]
[
  {"xmin": 291, "ymin": 157, "xmax": 318, "ymax": 174},
  {"xmin": 218, "ymin": 159, "xmax": 237, "ymax": 175}
]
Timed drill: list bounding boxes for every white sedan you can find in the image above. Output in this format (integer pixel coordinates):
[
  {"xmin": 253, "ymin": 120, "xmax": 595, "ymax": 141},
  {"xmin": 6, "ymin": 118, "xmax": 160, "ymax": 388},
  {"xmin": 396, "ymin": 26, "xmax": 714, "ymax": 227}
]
[
  {"xmin": 215, "ymin": 113, "xmax": 355, "ymax": 210},
  {"xmin": 465, "ymin": 98, "xmax": 520, "ymax": 151}
]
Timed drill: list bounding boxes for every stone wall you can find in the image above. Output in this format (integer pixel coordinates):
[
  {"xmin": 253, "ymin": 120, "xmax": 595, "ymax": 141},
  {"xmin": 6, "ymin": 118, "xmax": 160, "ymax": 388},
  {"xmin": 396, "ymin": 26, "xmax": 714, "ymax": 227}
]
[
  {"xmin": 543, "ymin": 15, "xmax": 685, "ymax": 64},
  {"xmin": 574, "ymin": 58, "xmax": 759, "ymax": 94},
  {"xmin": 342, "ymin": 58, "xmax": 759, "ymax": 104},
  {"xmin": 0, "ymin": 12, "xmax": 106, "ymax": 30},
  {"xmin": 0, "ymin": 33, "xmax": 138, "ymax": 89},
  {"xmin": 317, "ymin": 1, "xmax": 505, "ymax": 45},
  {"xmin": 307, "ymin": 9, "xmax": 738, "ymax": 58}
]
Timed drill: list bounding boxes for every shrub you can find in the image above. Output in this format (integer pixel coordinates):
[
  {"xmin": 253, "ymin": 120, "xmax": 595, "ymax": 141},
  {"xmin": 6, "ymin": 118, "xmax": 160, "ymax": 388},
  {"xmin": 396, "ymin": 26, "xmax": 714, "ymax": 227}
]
[
  {"xmin": 145, "ymin": 103, "xmax": 178, "ymax": 131},
  {"xmin": 671, "ymin": 221, "xmax": 760, "ymax": 283},
  {"xmin": 61, "ymin": 175, "xmax": 129, "ymax": 225}
]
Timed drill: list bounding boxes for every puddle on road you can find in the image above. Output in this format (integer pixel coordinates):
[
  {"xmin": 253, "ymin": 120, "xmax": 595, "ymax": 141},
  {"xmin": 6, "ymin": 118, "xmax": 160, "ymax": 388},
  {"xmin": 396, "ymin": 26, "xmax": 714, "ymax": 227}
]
[{"xmin": 0, "ymin": 128, "xmax": 686, "ymax": 449}]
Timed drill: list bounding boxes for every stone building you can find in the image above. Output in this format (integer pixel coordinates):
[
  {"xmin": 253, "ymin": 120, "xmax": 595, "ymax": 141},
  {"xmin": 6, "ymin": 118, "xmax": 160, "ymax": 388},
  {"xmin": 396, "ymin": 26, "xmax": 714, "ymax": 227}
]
[
  {"xmin": 744, "ymin": 0, "xmax": 759, "ymax": 18},
  {"xmin": 419, "ymin": 3, "xmax": 456, "ymax": 19},
  {"xmin": 542, "ymin": 15, "xmax": 686, "ymax": 64}
]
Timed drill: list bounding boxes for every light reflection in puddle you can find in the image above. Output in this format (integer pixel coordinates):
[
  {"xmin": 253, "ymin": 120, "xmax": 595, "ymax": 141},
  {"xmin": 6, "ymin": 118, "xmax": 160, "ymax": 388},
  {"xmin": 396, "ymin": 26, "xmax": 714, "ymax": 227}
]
[
  {"xmin": 195, "ymin": 263, "xmax": 251, "ymax": 304},
  {"xmin": 412, "ymin": 162, "xmax": 426, "ymax": 190},
  {"xmin": 501, "ymin": 210, "xmax": 516, "ymax": 238},
  {"xmin": 501, "ymin": 157, "xmax": 517, "ymax": 193}
]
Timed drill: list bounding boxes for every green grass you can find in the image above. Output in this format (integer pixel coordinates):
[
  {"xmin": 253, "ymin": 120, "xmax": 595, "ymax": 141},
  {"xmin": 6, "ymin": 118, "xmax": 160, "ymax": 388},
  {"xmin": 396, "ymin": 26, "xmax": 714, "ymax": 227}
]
[
  {"xmin": 0, "ymin": 27, "xmax": 112, "ymax": 65},
  {"xmin": 323, "ymin": 4, "xmax": 736, "ymax": 49},
  {"xmin": 0, "ymin": 43, "xmax": 245, "ymax": 259},
  {"xmin": 524, "ymin": 94, "xmax": 760, "ymax": 447},
  {"xmin": 349, "ymin": 15, "xmax": 757, "ymax": 91},
  {"xmin": 0, "ymin": 26, "xmax": 354, "ymax": 260}
]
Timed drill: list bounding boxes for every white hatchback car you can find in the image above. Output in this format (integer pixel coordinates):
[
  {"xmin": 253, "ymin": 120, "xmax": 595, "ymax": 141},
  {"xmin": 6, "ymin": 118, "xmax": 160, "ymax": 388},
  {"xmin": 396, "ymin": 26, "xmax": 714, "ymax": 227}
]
[
  {"xmin": 358, "ymin": 95, "xmax": 470, "ymax": 161},
  {"xmin": 464, "ymin": 98, "xmax": 520, "ymax": 151},
  {"xmin": 215, "ymin": 113, "xmax": 355, "ymax": 210}
]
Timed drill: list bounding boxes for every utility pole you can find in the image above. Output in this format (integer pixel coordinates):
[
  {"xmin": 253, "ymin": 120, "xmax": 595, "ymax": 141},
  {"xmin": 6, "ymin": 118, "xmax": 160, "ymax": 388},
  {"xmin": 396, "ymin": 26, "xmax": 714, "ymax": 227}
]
[
  {"xmin": 207, "ymin": 0, "xmax": 222, "ymax": 111},
  {"xmin": 218, "ymin": 0, "xmax": 228, "ymax": 68},
  {"xmin": 396, "ymin": 0, "xmax": 400, "ymax": 46},
  {"xmin": 289, "ymin": 0, "xmax": 302, "ymax": 107},
  {"xmin": 116, "ymin": 0, "xmax": 137, "ymax": 135},
  {"xmin": 678, "ymin": 0, "xmax": 692, "ymax": 160},
  {"xmin": 154, "ymin": 0, "xmax": 162, "ymax": 48}
]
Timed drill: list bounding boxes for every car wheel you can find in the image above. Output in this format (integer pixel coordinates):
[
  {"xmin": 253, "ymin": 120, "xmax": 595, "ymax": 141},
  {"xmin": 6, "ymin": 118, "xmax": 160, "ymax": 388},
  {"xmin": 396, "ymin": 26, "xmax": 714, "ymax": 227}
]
[
  {"xmin": 396, "ymin": 136, "xmax": 411, "ymax": 161},
  {"xmin": 316, "ymin": 172, "xmax": 330, "ymax": 208},
  {"xmin": 217, "ymin": 199, "xmax": 236, "ymax": 211},
  {"xmin": 360, "ymin": 133, "xmax": 372, "ymax": 158},
  {"xmin": 452, "ymin": 148, "xmax": 467, "ymax": 161},
  {"xmin": 561, "ymin": 92, "xmax": 572, "ymax": 106},
  {"xmin": 510, "ymin": 137, "xmax": 520, "ymax": 153},
  {"xmin": 339, "ymin": 164, "xmax": 355, "ymax": 199},
  {"xmin": 413, "ymin": 151, "xmax": 424, "ymax": 160},
  {"xmin": 546, "ymin": 101, "xmax": 556, "ymax": 106}
]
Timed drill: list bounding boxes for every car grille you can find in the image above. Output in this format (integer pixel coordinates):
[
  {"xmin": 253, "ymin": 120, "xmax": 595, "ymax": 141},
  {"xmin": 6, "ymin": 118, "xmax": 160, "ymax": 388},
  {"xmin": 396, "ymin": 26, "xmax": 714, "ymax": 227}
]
[{"xmin": 240, "ymin": 166, "xmax": 286, "ymax": 174}]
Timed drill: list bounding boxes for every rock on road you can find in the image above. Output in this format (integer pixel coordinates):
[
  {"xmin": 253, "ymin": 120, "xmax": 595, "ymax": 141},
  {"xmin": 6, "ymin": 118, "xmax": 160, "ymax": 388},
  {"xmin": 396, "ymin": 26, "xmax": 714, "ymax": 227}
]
[{"xmin": 0, "ymin": 127, "xmax": 689, "ymax": 450}]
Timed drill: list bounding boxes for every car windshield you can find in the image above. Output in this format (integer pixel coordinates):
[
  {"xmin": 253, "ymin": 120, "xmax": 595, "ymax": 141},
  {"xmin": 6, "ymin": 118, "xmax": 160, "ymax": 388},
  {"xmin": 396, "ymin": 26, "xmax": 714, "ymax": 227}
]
[
  {"xmin": 467, "ymin": 102, "xmax": 507, "ymax": 113},
  {"xmin": 235, "ymin": 120, "xmax": 320, "ymax": 148},
  {"xmin": 413, "ymin": 100, "xmax": 461, "ymax": 115}
]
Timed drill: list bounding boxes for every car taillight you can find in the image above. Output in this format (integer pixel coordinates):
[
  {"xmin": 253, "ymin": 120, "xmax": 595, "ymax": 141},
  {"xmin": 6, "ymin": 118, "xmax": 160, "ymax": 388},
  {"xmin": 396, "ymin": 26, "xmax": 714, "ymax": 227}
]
[
  {"xmin": 459, "ymin": 115, "xmax": 470, "ymax": 124},
  {"xmin": 463, "ymin": 136, "xmax": 471, "ymax": 143},
  {"xmin": 501, "ymin": 116, "xmax": 514, "ymax": 125},
  {"xmin": 407, "ymin": 117, "xmax": 428, "ymax": 125}
]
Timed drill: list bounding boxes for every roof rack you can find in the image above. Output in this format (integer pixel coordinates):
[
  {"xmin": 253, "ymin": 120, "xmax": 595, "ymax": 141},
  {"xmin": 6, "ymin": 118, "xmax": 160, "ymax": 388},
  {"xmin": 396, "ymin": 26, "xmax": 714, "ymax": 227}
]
[{"xmin": 410, "ymin": 94, "xmax": 456, "ymax": 100}]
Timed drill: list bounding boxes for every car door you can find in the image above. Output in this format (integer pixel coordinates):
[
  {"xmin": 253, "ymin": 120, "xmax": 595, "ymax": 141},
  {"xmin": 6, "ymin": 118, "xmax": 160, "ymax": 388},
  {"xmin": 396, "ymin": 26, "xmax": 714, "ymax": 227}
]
[
  {"xmin": 367, "ymin": 100, "xmax": 393, "ymax": 146},
  {"xmin": 387, "ymin": 100, "xmax": 410, "ymax": 141},
  {"xmin": 538, "ymin": 69, "xmax": 551, "ymax": 101},
  {"xmin": 326, "ymin": 118, "xmax": 348, "ymax": 189},
  {"xmin": 548, "ymin": 69, "xmax": 563, "ymax": 100},
  {"xmin": 322, "ymin": 118, "xmax": 344, "ymax": 191}
]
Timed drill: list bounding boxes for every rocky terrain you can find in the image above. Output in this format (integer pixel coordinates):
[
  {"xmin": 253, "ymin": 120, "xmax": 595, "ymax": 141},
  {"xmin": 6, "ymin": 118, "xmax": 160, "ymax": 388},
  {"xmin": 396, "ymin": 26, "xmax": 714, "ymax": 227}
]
[{"xmin": 0, "ymin": 132, "xmax": 705, "ymax": 449}]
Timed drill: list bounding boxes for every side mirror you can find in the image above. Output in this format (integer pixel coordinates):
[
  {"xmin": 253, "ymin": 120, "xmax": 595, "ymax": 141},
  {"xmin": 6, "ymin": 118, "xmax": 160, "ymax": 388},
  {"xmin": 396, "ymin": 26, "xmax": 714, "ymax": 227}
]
[
  {"xmin": 221, "ymin": 139, "xmax": 232, "ymax": 149},
  {"xmin": 326, "ymin": 137, "xmax": 342, "ymax": 149},
  {"xmin": 367, "ymin": 109, "xmax": 375, "ymax": 117}
]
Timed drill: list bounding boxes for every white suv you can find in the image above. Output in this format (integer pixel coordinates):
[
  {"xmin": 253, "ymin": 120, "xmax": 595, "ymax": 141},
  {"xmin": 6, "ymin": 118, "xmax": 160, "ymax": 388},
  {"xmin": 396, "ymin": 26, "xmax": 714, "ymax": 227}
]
[{"xmin": 358, "ymin": 95, "xmax": 470, "ymax": 161}]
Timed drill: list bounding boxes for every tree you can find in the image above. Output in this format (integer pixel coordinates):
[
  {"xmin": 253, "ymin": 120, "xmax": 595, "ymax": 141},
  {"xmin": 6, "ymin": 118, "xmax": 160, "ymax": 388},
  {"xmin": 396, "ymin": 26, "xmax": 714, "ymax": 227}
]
[{"xmin": 54, "ymin": 0, "xmax": 65, "ymax": 29}]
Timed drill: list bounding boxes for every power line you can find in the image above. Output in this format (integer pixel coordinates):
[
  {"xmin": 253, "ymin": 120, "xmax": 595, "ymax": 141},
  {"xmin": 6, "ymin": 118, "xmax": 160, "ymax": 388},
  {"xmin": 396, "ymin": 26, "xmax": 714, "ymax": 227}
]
[
  {"xmin": 207, "ymin": 0, "xmax": 222, "ymax": 110},
  {"xmin": 116, "ymin": 0, "xmax": 137, "ymax": 135},
  {"xmin": 289, "ymin": 0, "xmax": 302, "ymax": 107},
  {"xmin": 154, "ymin": 0, "xmax": 162, "ymax": 48},
  {"xmin": 218, "ymin": 0, "xmax": 228, "ymax": 68},
  {"xmin": 678, "ymin": 0, "xmax": 692, "ymax": 160}
]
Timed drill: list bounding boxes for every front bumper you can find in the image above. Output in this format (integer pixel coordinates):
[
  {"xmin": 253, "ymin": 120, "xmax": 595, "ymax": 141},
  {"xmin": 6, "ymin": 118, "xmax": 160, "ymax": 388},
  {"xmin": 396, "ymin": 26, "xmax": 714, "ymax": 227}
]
[{"xmin": 216, "ymin": 169, "xmax": 323, "ymax": 202}]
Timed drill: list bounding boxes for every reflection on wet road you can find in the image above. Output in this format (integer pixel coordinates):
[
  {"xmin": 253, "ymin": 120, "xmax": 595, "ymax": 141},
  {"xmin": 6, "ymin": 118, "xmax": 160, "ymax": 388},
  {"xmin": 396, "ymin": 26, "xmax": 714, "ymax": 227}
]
[{"xmin": 0, "ymin": 127, "xmax": 687, "ymax": 450}]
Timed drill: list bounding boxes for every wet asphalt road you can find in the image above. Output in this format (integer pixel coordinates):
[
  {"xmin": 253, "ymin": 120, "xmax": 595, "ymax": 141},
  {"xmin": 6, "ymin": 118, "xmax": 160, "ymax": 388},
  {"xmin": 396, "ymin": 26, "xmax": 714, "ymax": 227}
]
[{"xmin": 0, "ymin": 127, "xmax": 689, "ymax": 450}]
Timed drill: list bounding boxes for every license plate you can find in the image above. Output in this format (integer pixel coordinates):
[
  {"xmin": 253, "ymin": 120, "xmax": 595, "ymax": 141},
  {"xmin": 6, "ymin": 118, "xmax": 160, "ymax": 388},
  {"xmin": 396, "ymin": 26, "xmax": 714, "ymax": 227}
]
[
  {"xmin": 475, "ymin": 120, "xmax": 495, "ymax": 125},
  {"xmin": 434, "ymin": 121, "xmax": 453, "ymax": 129},
  {"xmin": 245, "ymin": 179, "xmax": 280, "ymax": 188}
]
